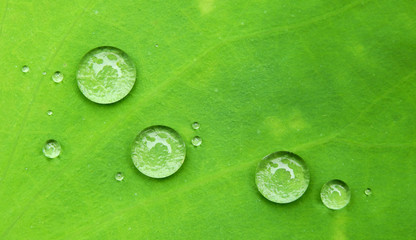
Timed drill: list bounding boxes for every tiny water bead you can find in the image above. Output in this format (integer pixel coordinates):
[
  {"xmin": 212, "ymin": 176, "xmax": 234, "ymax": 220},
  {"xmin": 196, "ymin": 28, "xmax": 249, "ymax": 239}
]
[
  {"xmin": 21, "ymin": 65, "xmax": 29, "ymax": 73},
  {"xmin": 191, "ymin": 122, "xmax": 200, "ymax": 130},
  {"xmin": 191, "ymin": 136, "xmax": 202, "ymax": 147},
  {"xmin": 47, "ymin": 110, "xmax": 53, "ymax": 116},
  {"xmin": 52, "ymin": 71, "xmax": 63, "ymax": 83},
  {"xmin": 42, "ymin": 71, "xmax": 47, "ymax": 76},
  {"xmin": 76, "ymin": 46, "xmax": 136, "ymax": 104},
  {"xmin": 115, "ymin": 172, "xmax": 124, "ymax": 181},
  {"xmin": 255, "ymin": 151, "xmax": 310, "ymax": 204},
  {"xmin": 320, "ymin": 180, "xmax": 351, "ymax": 210},
  {"xmin": 131, "ymin": 125, "xmax": 186, "ymax": 178},
  {"xmin": 365, "ymin": 188, "xmax": 372, "ymax": 196},
  {"xmin": 42, "ymin": 140, "xmax": 61, "ymax": 159}
]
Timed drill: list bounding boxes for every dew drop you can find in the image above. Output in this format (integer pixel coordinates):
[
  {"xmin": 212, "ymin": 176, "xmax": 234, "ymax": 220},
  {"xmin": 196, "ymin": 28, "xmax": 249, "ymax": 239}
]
[
  {"xmin": 115, "ymin": 172, "xmax": 124, "ymax": 181},
  {"xmin": 191, "ymin": 136, "xmax": 202, "ymax": 147},
  {"xmin": 155, "ymin": 44, "xmax": 159, "ymax": 48},
  {"xmin": 22, "ymin": 65, "xmax": 29, "ymax": 73},
  {"xmin": 191, "ymin": 122, "xmax": 200, "ymax": 130},
  {"xmin": 320, "ymin": 180, "xmax": 351, "ymax": 210},
  {"xmin": 42, "ymin": 71, "xmax": 47, "ymax": 75},
  {"xmin": 131, "ymin": 125, "xmax": 186, "ymax": 178},
  {"xmin": 42, "ymin": 140, "xmax": 61, "ymax": 159},
  {"xmin": 47, "ymin": 110, "xmax": 53, "ymax": 116},
  {"xmin": 52, "ymin": 71, "xmax": 63, "ymax": 83},
  {"xmin": 364, "ymin": 188, "xmax": 372, "ymax": 196},
  {"xmin": 76, "ymin": 46, "xmax": 136, "ymax": 104},
  {"xmin": 255, "ymin": 151, "xmax": 310, "ymax": 204}
]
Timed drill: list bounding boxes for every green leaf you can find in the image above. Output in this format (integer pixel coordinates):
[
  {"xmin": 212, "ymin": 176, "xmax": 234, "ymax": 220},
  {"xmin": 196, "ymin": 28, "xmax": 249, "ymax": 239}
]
[{"xmin": 1, "ymin": 0, "xmax": 415, "ymax": 239}]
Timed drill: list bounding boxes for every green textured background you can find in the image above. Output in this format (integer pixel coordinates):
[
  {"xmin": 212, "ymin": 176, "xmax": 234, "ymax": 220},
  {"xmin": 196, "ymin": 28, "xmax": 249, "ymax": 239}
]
[{"xmin": 0, "ymin": 0, "xmax": 415, "ymax": 239}]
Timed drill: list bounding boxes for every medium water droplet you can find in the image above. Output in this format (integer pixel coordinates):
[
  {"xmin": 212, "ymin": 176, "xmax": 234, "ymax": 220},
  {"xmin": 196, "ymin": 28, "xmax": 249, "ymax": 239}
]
[
  {"xmin": 191, "ymin": 122, "xmax": 200, "ymax": 130},
  {"xmin": 76, "ymin": 46, "xmax": 136, "ymax": 104},
  {"xmin": 191, "ymin": 136, "xmax": 202, "ymax": 146},
  {"xmin": 115, "ymin": 172, "xmax": 124, "ymax": 181},
  {"xmin": 255, "ymin": 151, "xmax": 310, "ymax": 203},
  {"xmin": 364, "ymin": 188, "xmax": 372, "ymax": 196},
  {"xmin": 320, "ymin": 180, "xmax": 351, "ymax": 210},
  {"xmin": 42, "ymin": 140, "xmax": 61, "ymax": 159},
  {"xmin": 22, "ymin": 65, "xmax": 30, "ymax": 73},
  {"xmin": 47, "ymin": 110, "xmax": 53, "ymax": 116},
  {"xmin": 52, "ymin": 71, "xmax": 63, "ymax": 83},
  {"xmin": 131, "ymin": 125, "xmax": 186, "ymax": 178}
]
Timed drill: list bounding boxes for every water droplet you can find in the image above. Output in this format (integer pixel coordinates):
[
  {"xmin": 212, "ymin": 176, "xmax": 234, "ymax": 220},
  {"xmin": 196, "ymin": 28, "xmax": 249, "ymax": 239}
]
[
  {"xmin": 42, "ymin": 71, "xmax": 47, "ymax": 75},
  {"xmin": 52, "ymin": 71, "xmax": 63, "ymax": 83},
  {"xmin": 364, "ymin": 188, "xmax": 372, "ymax": 196},
  {"xmin": 191, "ymin": 122, "xmax": 200, "ymax": 130},
  {"xmin": 255, "ymin": 151, "xmax": 310, "ymax": 203},
  {"xmin": 115, "ymin": 172, "xmax": 124, "ymax": 181},
  {"xmin": 22, "ymin": 65, "xmax": 29, "ymax": 73},
  {"xmin": 42, "ymin": 140, "xmax": 61, "ymax": 159},
  {"xmin": 155, "ymin": 44, "xmax": 159, "ymax": 48},
  {"xmin": 131, "ymin": 125, "xmax": 186, "ymax": 178},
  {"xmin": 76, "ymin": 46, "xmax": 136, "ymax": 104},
  {"xmin": 191, "ymin": 136, "xmax": 202, "ymax": 147},
  {"xmin": 47, "ymin": 110, "xmax": 53, "ymax": 116},
  {"xmin": 320, "ymin": 180, "xmax": 351, "ymax": 210}
]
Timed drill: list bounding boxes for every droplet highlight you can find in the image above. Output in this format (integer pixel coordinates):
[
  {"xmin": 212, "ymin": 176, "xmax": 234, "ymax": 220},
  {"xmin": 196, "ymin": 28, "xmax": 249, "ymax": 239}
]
[
  {"xmin": 255, "ymin": 151, "xmax": 310, "ymax": 204},
  {"xmin": 115, "ymin": 172, "xmax": 124, "ymax": 181},
  {"xmin": 52, "ymin": 71, "xmax": 63, "ymax": 83},
  {"xmin": 364, "ymin": 188, "xmax": 372, "ymax": 196},
  {"xmin": 42, "ymin": 140, "xmax": 61, "ymax": 159},
  {"xmin": 191, "ymin": 122, "xmax": 200, "ymax": 130},
  {"xmin": 76, "ymin": 46, "xmax": 136, "ymax": 104},
  {"xmin": 320, "ymin": 180, "xmax": 351, "ymax": 210},
  {"xmin": 47, "ymin": 110, "xmax": 53, "ymax": 116},
  {"xmin": 22, "ymin": 65, "xmax": 29, "ymax": 73},
  {"xmin": 191, "ymin": 136, "xmax": 202, "ymax": 147},
  {"xmin": 131, "ymin": 125, "xmax": 186, "ymax": 178}
]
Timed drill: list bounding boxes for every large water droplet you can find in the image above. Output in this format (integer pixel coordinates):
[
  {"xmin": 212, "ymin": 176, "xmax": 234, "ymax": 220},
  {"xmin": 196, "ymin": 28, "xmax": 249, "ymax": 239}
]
[
  {"xmin": 52, "ymin": 71, "xmax": 63, "ymax": 83},
  {"xmin": 43, "ymin": 140, "xmax": 61, "ymax": 159},
  {"xmin": 191, "ymin": 136, "xmax": 202, "ymax": 146},
  {"xmin": 22, "ymin": 65, "xmax": 29, "ymax": 73},
  {"xmin": 131, "ymin": 125, "xmax": 186, "ymax": 178},
  {"xmin": 115, "ymin": 172, "xmax": 124, "ymax": 181},
  {"xmin": 76, "ymin": 46, "xmax": 136, "ymax": 104},
  {"xmin": 192, "ymin": 122, "xmax": 200, "ymax": 130},
  {"xmin": 364, "ymin": 188, "xmax": 372, "ymax": 196},
  {"xmin": 255, "ymin": 151, "xmax": 310, "ymax": 203},
  {"xmin": 320, "ymin": 180, "xmax": 351, "ymax": 210}
]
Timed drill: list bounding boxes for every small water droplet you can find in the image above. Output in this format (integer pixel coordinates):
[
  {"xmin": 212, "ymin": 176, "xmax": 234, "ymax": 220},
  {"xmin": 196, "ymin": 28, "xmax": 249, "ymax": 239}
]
[
  {"xmin": 364, "ymin": 188, "xmax": 372, "ymax": 196},
  {"xmin": 52, "ymin": 71, "xmax": 63, "ymax": 83},
  {"xmin": 155, "ymin": 44, "xmax": 159, "ymax": 48},
  {"xmin": 43, "ymin": 140, "xmax": 61, "ymax": 159},
  {"xmin": 47, "ymin": 110, "xmax": 53, "ymax": 116},
  {"xmin": 115, "ymin": 172, "xmax": 124, "ymax": 181},
  {"xmin": 131, "ymin": 125, "xmax": 186, "ymax": 178},
  {"xmin": 42, "ymin": 71, "xmax": 47, "ymax": 75},
  {"xmin": 192, "ymin": 122, "xmax": 200, "ymax": 130},
  {"xmin": 255, "ymin": 151, "xmax": 310, "ymax": 203},
  {"xmin": 77, "ymin": 46, "xmax": 136, "ymax": 104},
  {"xmin": 320, "ymin": 180, "xmax": 351, "ymax": 210},
  {"xmin": 191, "ymin": 136, "xmax": 202, "ymax": 147},
  {"xmin": 22, "ymin": 65, "xmax": 30, "ymax": 73}
]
